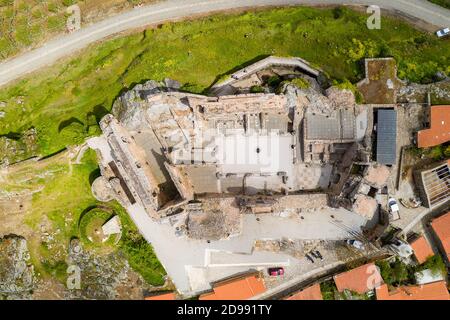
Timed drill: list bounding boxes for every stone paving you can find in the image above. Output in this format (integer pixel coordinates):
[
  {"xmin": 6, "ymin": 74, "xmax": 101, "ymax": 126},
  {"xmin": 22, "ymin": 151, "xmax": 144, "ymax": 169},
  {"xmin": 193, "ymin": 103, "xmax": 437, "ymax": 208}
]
[{"xmin": 127, "ymin": 202, "xmax": 368, "ymax": 295}]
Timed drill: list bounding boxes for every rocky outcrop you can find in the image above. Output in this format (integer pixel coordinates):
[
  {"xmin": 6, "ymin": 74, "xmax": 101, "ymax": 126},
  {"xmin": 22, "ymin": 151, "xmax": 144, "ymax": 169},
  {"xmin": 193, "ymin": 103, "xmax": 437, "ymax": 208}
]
[
  {"xmin": 67, "ymin": 239, "xmax": 142, "ymax": 300},
  {"xmin": 0, "ymin": 235, "xmax": 35, "ymax": 299},
  {"xmin": 0, "ymin": 128, "xmax": 38, "ymax": 167},
  {"xmin": 111, "ymin": 79, "xmax": 181, "ymax": 131}
]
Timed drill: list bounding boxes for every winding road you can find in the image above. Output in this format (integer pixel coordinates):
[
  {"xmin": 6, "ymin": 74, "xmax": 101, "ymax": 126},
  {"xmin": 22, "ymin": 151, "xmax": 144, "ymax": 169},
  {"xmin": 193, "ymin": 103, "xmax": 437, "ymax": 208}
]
[{"xmin": 0, "ymin": 0, "xmax": 449, "ymax": 88}]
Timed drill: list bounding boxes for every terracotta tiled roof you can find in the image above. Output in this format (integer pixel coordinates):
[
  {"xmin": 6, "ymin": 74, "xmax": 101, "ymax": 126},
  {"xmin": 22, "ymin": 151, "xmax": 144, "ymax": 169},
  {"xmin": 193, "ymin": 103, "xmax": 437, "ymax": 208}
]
[
  {"xmin": 376, "ymin": 281, "xmax": 449, "ymax": 300},
  {"xmin": 410, "ymin": 236, "xmax": 434, "ymax": 264},
  {"xmin": 285, "ymin": 283, "xmax": 323, "ymax": 300},
  {"xmin": 333, "ymin": 263, "xmax": 383, "ymax": 294},
  {"xmin": 145, "ymin": 292, "xmax": 176, "ymax": 300},
  {"xmin": 432, "ymin": 212, "xmax": 450, "ymax": 261},
  {"xmin": 199, "ymin": 274, "xmax": 266, "ymax": 300},
  {"xmin": 417, "ymin": 105, "xmax": 450, "ymax": 148}
]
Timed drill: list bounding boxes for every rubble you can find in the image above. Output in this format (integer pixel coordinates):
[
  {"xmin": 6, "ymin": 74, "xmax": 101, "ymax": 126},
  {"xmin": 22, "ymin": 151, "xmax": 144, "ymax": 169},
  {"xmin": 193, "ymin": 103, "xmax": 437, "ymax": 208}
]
[
  {"xmin": 186, "ymin": 199, "xmax": 241, "ymax": 240},
  {"xmin": 0, "ymin": 235, "xmax": 35, "ymax": 300},
  {"xmin": 363, "ymin": 164, "xmax": 391, "ymax": 188},
  {"xmin": 352, "ymin": 194, "xmax": 378, "ymax": 220}
]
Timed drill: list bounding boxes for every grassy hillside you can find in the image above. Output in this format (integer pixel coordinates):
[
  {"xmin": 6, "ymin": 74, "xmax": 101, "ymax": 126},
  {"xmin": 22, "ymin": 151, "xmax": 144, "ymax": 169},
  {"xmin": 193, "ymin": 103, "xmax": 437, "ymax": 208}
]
[
  {"xmin": 0, "ymin": 6, "xmax": 449, "ymax": 160},
  {"xmin": 2, "ymin": 148, "xmax": 166, "ymax": 286},
  {"xmin": 0, "ymin": 0, "xmax": 157, "ymax": 60}
]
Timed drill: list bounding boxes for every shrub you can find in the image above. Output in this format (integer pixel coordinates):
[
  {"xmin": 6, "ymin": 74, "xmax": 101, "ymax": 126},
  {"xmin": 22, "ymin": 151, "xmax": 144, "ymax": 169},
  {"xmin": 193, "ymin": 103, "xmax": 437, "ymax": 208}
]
[
  {"xmin": 444, "ymin": 145, "xmax": 450, "ymax": 157},
  {"xmin": 291, "ymin": 77, "xmax": 310, "ymax": 89},
  {"xmin": 267, "ymin": 75, "xmax": 282, "ymax": 87},
  {"xmin": 346, "ymin": 38, "xmax": 377, "ymax": 62},
  {"xmin": 332, "ymin": 7, "xmax": 344, "ymax": 19},
  {"xmin": 392, "ymin": 259, "xmax": 409, "ymax": 284},
  {"xmin": 376, "ymin": 260, "xmax": 394, "ymax": 285},
  {"xmin": 250, "ymin": 85, "xmax": 265, "ymax": 93},
  {"xmin": 429, "ymin": 145, "xmax": 444, "ymax": 160},
  {"xmin": 41, "ymin": 259, "xmax": 68, "ymax": 282},
  {"xmin": 376, "ymin": 258, "xmax": 411, "ymax": 286},
  {"xmin": 320, "ymin": 280, "xmax": 338, "ymax": 300},
  {"xmin": 332, "ymin": 79, "xmax": 365, "ymax": 104},
  {"xmin": 417, "ymin": 255, "xmax": 446, "ymax": 276}
]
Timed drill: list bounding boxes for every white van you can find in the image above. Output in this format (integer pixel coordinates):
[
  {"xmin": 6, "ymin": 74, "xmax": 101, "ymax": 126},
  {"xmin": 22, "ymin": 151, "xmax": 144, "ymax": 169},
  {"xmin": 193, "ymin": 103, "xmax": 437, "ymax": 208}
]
[
  {"xmin": 388, "ymin": 197, "xmax": 400, "ymax": 221},
  {"xmin": 436, "ymin": 28, "xmax": 450, "ymax": 38}
]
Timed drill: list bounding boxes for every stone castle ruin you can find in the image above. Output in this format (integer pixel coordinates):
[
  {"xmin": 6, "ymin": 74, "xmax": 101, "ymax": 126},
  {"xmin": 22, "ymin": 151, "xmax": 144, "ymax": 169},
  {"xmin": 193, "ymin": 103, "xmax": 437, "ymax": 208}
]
[{"xmin": 88, "ymin": 56, "xmax": 372, "ymax": 232}]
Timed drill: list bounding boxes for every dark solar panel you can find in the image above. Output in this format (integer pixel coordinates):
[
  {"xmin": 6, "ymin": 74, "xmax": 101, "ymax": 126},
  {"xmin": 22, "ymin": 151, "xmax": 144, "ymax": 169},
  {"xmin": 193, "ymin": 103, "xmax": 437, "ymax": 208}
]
[{"xmin": 376, "ymin": 109, "xmax": 397, "ymax": 165}]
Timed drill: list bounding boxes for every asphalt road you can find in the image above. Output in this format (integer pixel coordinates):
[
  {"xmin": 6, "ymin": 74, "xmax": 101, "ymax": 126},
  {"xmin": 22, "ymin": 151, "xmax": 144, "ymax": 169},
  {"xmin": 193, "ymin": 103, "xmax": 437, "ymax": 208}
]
[{"xmin": 0, "ymin": 0, "xmax": 449, "ymax": 88}]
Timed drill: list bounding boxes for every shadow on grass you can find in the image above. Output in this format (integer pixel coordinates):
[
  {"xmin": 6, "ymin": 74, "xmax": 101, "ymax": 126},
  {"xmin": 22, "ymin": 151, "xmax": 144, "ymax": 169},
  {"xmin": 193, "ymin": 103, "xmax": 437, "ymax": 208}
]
[
  {"xmin": 205, "ymin": 54, "xmax": 270, "ymax": 94},
  {"xmin": 58, "ymin": 117, "xmax": 84, "ymax": 133},
  {"xmin": 87, "ymin": 105, "xmax": 109, "ymax": 124},
  {"xmin": 38, "ymin": 147, "xmax": 67, "ymax": 160},
  {"xmin": 89, "ymin": 167, "xmax": 101, "ymax": 185},
  {"xmin": 77, "ymin": 204, "xmax": 115, "ymax": 228},
  {"xmin": 0, "ymin": 131, "xmax": 22, "ymax": 140},
  {"xmin": 117, "ymin": 54, "xmax": 274, "ymax": 97}
]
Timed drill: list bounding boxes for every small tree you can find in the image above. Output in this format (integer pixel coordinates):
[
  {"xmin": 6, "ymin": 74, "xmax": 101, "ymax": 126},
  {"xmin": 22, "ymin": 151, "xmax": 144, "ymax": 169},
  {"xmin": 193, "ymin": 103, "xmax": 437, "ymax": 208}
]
[
  {"xmin": 392, "ymin": 259, "xmax": 409, "ymax": 285},
  {"xmin": 267, "ymin": 75, "xmax": 281, "ymax": 88},
  {"xmin": 419, "ymin": 255, "xmax": 446, "ymax": 277},
  {"xmin": 443, "ymin": 145, "xmax": 450, "ymax": 157},
  {"xmin": 250, "ymin": 85, "xmax": 265, "ymax": 93},
  {"xmin": 376, "ymin": 260, "xmax": 394, "ymax": 285},
  {"xmin": 332, "ymin": 7, "xmax": 344, "ymax": 19}
]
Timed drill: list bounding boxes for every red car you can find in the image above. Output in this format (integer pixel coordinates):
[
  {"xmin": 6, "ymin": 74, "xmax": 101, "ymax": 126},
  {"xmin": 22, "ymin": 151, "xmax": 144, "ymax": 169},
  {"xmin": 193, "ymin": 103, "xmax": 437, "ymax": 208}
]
[{"xmin": 268, "ymin": 267, "xmax": 284, "ymax": 276}]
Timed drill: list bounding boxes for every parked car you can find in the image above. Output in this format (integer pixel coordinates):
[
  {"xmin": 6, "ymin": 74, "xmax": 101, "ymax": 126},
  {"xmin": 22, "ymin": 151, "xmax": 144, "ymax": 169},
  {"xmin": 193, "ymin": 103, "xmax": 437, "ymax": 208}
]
[
  {"xmin": 389, "ymin": 238, "xmax": 413, "ymax": 258},
  {"xmin": 388, "ymin": 197, "xmax": 400, "ymax": 221},
  {"xmin": 313, "ymin": 250, "xmax": 323, "ymax": 261},
  {"xmin": 305, "ymin": 253, "xmax": 315, "ymax": 263},
  {"xmin": 346, "ymin": 239, "xmax": 364, "ymax": 250},
  {"xmin": 436, "ymin": 27, "xmax": 450, "ymax": 38},
  {"xmin": 268, "ymin": 267, "xmax": 284, "ymax": 276}
]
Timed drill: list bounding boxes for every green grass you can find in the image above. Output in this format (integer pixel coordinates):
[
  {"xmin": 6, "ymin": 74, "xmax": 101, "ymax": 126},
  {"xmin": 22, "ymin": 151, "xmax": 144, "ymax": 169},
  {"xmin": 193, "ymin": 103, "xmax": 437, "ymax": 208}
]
[
  {"xmin": 78, "ymin": 203, "xmax": 167, "ymax": 285},
  {"xmin": 0, "ymin": 0, "xmax": 158, "ymax": 61},
  {"xmin": 290, "ymin": 78, "xmax": 310, "ymax": 89},
  {"xmin": 41, "ymin": 259, "xmax": 68, "ymax": 283},
  {"xmin": 112, "ymin": 202, "xmax": 166, "ymax": 286},
  {"xmin": 428, "ymin": 0, "xmax": 450, "ymax": 9},
  {"xmin": 332, "ymin": 78, "xmax": 365, "ymax": 103},
  {"xmin": 0, "ymin": 7, "xmax": 448, "ymax": 162},
  {"xmin": 2, "ymin": 148, "xmax": 166, "ymax": 286},
  {"xmin": 78, "ymin": 208, "xmax": 115, "ymax": 246}
]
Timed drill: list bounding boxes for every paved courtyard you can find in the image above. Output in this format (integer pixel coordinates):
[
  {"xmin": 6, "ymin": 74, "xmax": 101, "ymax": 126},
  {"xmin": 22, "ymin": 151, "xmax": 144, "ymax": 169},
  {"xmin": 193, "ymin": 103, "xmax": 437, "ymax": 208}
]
[{"xmin": 127, "ymin": 203, "xmax": 368, "ymax": 295}]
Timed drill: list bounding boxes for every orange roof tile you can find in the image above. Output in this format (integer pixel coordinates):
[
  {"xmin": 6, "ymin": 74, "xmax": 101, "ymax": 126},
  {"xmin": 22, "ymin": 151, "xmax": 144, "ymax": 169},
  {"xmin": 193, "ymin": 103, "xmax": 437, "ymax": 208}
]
[
  {"xmin": 376, "ymin": 281, "xmax": 449, "ymax": 300},
  {"xmin": 432, "ymin": 212, "xmax": 450, "ymax": 261},
  {"xmin": 285, "ymin": 283, "xmax": 323, "ymax": 300},
  {"xmin": 417, "ymin": 105, "xmax": 450, "ymax": 148},
  {"xmin": 410, "ymin": 236, "xmax": 434, "ymax": 264},
  {"xmin": 199, "ymin": 274, "xmax": 266, "ymax": 300},
  {"xmin": 334, "ymin": 263, "xmax": 383, "ymax": 294},
  {"xmin": 145, "ymin": 292, "xmax": 176, "ymax": 300}
]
